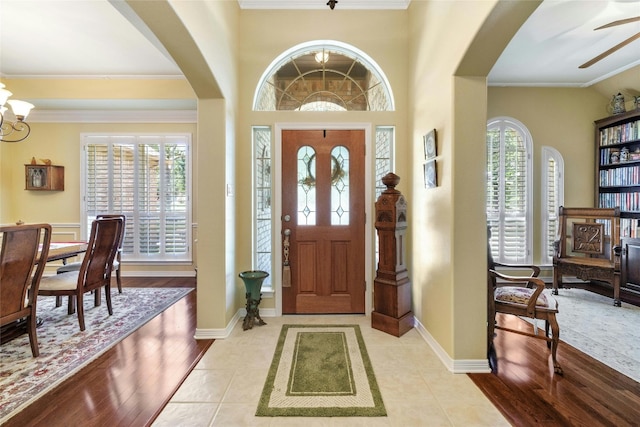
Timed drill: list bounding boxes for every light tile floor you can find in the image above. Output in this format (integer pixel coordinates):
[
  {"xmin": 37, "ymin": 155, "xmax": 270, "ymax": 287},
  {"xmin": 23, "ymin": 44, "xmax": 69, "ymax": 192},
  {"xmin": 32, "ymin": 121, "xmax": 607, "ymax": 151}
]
[{"xmin": 152, "ymin": 315, "xmax": 508, "ymax": 427}]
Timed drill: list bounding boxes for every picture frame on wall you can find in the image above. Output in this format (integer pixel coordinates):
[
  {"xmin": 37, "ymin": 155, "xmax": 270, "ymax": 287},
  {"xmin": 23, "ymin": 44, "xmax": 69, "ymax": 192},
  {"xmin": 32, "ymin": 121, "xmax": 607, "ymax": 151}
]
[
  {"xmin": 424, "ymin": 129, "xmax": 437, "ymax": 159},
  {"xmin": 424, "ymin": 159, "xmax": 437, "ymax": 188}
]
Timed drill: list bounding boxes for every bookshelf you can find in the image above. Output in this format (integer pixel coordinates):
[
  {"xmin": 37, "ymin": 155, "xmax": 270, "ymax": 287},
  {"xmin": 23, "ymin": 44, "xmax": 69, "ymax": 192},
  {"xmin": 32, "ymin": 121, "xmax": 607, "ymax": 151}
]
[{"xmin": 595, "ymin": 110, "xmax": 640, "ymax": 238}]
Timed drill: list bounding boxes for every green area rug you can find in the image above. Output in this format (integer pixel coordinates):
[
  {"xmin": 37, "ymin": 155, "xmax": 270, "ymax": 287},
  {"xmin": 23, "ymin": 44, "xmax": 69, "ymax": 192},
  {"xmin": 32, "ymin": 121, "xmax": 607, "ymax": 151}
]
[{"xmin": 256, "ymin": 324, "xmax": 387, "ymax": 417}]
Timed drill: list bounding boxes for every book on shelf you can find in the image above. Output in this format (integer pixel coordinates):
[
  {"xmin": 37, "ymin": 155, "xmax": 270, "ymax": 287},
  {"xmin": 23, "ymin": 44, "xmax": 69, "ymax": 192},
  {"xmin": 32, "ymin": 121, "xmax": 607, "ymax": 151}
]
[{"xmin": 599, "ymin": 120, "xmax": 640, "ymax": 146}]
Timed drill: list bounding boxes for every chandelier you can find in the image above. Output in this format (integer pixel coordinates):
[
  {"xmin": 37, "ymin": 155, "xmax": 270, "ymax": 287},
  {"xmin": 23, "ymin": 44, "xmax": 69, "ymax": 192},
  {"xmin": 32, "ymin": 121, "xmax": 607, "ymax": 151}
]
[{"xmin": 0, "ymin": 83, "xmax": 35, "ymax": 143}]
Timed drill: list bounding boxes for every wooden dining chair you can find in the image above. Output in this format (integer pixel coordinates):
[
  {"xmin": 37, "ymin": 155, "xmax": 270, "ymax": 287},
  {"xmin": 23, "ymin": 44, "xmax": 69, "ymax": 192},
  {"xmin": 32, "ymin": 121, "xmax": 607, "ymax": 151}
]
[
  {"xmin": 39, "ymin": 217, "xmax": 122, "ymax": 331},
  {"xmin": 0, "ymin": 223, "xmax": 52, "ymax": 357},
  {"xmin": 57, "ymin": 214, "xmax": 126, "ymax": 293}
]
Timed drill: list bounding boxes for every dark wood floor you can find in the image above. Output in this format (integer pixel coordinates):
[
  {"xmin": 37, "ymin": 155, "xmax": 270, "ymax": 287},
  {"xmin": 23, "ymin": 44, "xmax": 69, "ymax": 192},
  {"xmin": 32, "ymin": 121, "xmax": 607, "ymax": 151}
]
[
  {"xmin": 4, "ymin": 278, "xmax": 640, "ymax": 426},
  {"xmin": 470, "ymin": 313, "xmax": 640, "ymax": 427},
  {"xmin": 3, "ymin": 277, "xmax": 212, "ymax": 427}
]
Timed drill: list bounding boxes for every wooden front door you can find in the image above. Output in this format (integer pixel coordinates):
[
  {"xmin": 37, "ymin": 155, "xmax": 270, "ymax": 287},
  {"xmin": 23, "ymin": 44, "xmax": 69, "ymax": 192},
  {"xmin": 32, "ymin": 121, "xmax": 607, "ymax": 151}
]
[{"xmin": 282, "ymin": 129, "xmax": 365, "ymax": 314}]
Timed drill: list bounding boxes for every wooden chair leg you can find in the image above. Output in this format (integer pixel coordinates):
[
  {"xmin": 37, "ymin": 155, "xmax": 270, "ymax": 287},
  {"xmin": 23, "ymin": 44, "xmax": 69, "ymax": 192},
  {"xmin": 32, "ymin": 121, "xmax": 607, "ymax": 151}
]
[
  {"xmin": 105, "ymin": 283, "xmax": 113, "ymax": 316},
  {"xmin": 613, "ymin": 276, "xmax": 621, "ymax": 307},
  {"xmin": 545, "ymin": 320, "xmax": 551, "ymax": 349},
  {"xmin": 28, "ymin": 314, "xmax": 40, "ymax": 357},
  {"xmin": 67, "ymin": 296, "xmax": 76, "ymax": 314},
  {"xmin": 77, "ymin": 293, "xmax": 85, "ymax": 331},
  {"xmin": 548, "ymin": 314, "xmax": 563, "ymax": 375},
  {"xmin": 116, "ymin": 267, "xmax": 122, "ymax": 293}
]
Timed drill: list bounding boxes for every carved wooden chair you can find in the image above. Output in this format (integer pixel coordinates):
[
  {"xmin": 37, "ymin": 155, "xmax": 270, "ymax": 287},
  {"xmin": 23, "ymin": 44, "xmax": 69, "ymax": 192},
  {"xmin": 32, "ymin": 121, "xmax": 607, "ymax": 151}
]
[
  {"xmin": 553, "ymin": 206, "xmax": 622, "ymax": 306},
  {"xmin": 57, "ymin": 214, "xmax": 126, "ymax": 293},
  {"xmin": 0, "ymin": 223, "xmax": 52, "ymax": 357},
  {"xmin": 39, "ymin": 217, "xmax": 122, "ymax": 331},
  {"xmin": 487, "ymin": 227, "xmax": 563, "ymax": 375}
]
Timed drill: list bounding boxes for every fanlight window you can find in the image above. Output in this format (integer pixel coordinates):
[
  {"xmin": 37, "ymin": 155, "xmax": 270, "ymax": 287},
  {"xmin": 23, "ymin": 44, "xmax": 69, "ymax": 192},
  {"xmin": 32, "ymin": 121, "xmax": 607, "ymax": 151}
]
[{"xmin": 254, "ymin": 41, "xmax": 394, "ymax": 112}]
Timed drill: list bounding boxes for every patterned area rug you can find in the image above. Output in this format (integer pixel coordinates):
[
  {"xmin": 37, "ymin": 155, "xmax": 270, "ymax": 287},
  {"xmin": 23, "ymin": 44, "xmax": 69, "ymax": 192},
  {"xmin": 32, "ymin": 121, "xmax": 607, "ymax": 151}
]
[
  {"xmin": 256, "ymin": 324, "xmax": 386, "ymax": 417},
  {"xmin": 526, "ymin": 288, "xmax": 640, "ymax": 382},
  {"xmin": 0, "ymin": 287, "xmax": 192, "ymax": 423},
  {"xmin": 553, "ymin": 289, "xmax": 640, "ymax": 382}
]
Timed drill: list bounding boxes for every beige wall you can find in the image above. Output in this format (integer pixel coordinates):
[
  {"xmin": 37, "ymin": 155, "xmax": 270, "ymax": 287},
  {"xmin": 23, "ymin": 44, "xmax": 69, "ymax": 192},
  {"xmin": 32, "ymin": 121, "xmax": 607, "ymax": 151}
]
[
  {"xmin": 155, "ymin": 0, "xmax": 241, "ymax": 329},
  {"xmin": 407, "ymin": 0, "xmax": 501, "ymax": 361}
]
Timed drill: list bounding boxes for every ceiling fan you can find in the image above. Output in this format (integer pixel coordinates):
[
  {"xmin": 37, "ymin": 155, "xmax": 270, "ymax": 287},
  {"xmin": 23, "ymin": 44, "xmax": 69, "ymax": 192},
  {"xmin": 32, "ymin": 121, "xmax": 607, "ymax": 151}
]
[{"xmin": 579, "ymin": 16, "xmax": 640, "ymax": 68}]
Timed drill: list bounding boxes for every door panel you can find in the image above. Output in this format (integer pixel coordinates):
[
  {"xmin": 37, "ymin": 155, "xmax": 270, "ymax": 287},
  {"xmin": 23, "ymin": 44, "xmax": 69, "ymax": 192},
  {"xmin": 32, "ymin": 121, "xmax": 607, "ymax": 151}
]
[{"xmin": 282, "ymin": 129, "xmax": 365, "ymax": 314}]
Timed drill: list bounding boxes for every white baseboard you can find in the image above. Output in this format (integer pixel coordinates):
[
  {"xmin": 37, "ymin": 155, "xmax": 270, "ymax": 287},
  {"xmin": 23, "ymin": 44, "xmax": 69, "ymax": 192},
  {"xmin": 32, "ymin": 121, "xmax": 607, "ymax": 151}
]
[
  {"xmin": 193, "ymin": 307, "xmax": 277, "ymax": 340},
  {"xmin": 414, "ymin": 318, "xmax": 491, "ymax": 374},
  {"xmin": 121, "ymin": 271, "xmax": 197, "ymax": 277},
  {"xmin": 194, "ymin": 311, "xmax": 242, "ymax": 339}
]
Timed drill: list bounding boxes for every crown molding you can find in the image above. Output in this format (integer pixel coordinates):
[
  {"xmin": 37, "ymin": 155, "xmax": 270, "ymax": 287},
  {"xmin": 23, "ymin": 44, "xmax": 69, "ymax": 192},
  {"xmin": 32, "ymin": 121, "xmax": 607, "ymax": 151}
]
[
  {"xmin": 238, "ymin": 0, "xmax": 410, "ymax": 10},
  {"xmin": 27, "ymin": 109, "xmax": 197, "ymax": 123}
]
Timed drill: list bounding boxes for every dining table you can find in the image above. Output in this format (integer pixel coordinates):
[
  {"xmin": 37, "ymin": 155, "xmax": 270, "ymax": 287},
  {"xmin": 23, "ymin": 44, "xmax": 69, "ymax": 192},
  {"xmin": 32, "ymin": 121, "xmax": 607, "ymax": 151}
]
[{"xmin": 45, "ymin": 241, "xmax": 88, "ymax": 263}]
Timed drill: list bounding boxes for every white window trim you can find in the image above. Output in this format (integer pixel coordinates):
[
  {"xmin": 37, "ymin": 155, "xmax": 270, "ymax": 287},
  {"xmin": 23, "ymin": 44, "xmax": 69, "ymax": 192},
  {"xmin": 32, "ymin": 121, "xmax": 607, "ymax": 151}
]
[
  {"xmin": 80, "ymin": 132, "xmax": 193, "ymax": 263},
  {"xmin": 487, "ymin": 116, "xmax": 534, "ymax": 265},
  {"xmin": 541, "ymin": 145, "xmax": 564, "ymax": 265}
]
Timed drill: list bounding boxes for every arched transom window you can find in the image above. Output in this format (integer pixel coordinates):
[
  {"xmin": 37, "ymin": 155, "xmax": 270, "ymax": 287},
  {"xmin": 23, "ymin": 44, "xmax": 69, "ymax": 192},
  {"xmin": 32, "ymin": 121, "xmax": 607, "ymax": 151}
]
[{"xmin": 253, "ymin": 40, "xmax": 394, "ymax": 112}]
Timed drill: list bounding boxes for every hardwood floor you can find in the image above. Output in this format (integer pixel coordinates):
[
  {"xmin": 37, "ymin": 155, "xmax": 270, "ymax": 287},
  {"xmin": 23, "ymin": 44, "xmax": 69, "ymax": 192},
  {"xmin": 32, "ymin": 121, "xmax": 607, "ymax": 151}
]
[
  {"xmin": 470, "ymin": 313, "xmax": 640, "ymax": 427},
  {"xmin": 5, "ymin": 278, "xmax": 639, "ymax": 426},
  {"xmin": 3, "ymin": 277, "xmax": 212, "ymax": 427}
]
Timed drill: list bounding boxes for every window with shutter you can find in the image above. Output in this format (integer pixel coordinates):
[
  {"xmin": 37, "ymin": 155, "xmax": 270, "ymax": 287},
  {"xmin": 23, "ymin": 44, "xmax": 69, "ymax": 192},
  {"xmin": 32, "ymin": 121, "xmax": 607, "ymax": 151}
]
[
  {"xmin": 486, "ymin": 117, "xmax": 533, "ymax": 264},
  {"xmin": 82, "ymin": 134, "xmax": 191, "ymax": 262},
  {"xmin": 542, "ymin": 146, "xmax": 564, "ymax": 265}
]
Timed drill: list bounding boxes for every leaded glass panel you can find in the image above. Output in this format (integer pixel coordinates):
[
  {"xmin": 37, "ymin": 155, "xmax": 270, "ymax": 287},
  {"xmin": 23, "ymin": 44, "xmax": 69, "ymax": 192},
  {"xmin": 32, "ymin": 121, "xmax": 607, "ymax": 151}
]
[
  {"xmin": 254, "ymin": 43, "xmax": 393, "ymax": 112},
  {"xmin": 375, "ymin": 127, "xmax": 394, "ymax": 199},
  {"xmin": 331, "ymin": 146, "xmax": 350, "ymax": 225},
  {"xmin": 254, "ymin": 127, "xmax": 272, "ymax": 286},
  {"xmin": 297, "ymin": 146, "xmax": 317, "ymax": 225}
]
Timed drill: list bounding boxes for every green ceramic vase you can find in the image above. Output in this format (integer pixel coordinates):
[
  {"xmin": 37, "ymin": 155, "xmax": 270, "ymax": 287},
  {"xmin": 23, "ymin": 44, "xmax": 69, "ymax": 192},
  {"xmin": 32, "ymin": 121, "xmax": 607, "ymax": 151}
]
[{"xmin": 239, "ymin": 270, "xmax": 269, "ymax": 330}]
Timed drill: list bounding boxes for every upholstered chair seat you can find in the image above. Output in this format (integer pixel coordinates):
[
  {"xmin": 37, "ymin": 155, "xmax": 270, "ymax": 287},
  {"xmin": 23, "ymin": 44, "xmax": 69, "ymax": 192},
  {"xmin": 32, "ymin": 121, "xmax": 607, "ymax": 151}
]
[{"xmin": 494, "ymin": 286, "xmax": 556, "ymax": 309}]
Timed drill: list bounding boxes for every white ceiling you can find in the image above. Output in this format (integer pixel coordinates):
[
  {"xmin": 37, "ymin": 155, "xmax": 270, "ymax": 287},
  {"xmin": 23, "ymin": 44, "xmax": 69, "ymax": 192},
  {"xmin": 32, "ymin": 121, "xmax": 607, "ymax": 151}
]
[
  {"xmin": 1, "ymin": 0, "xmax": 639, "ymax": 110},
  {"xmin": 490, "ymin": 0, "xmax": 640, "ymax": 87}
]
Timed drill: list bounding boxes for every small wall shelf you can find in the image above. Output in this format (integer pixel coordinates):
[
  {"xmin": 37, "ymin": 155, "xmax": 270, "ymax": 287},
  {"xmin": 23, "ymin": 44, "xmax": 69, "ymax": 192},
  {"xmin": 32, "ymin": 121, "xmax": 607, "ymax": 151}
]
[{"xmin": 25, "ymin": 164, "xmax": 64, "ymax": 191}]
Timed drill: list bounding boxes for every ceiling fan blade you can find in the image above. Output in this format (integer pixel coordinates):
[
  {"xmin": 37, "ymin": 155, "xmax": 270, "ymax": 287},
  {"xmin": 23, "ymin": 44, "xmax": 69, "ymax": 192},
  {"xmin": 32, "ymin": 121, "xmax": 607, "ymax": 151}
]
[
  {"xmin": 579, "ymin": 31, "xmax": 640, "ymax": 68},
  {"xmin": 594, "ymin": 16, "xmax": 640, "ymax": 30}
]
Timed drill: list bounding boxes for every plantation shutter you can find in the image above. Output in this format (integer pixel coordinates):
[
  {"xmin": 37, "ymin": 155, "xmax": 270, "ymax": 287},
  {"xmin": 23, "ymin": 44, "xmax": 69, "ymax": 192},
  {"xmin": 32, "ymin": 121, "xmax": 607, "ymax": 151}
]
[
  {"xmin": 486, "ymin": 128, "xmax": 502, "ymax": 258},
  {"xmin": 162, "ymin": 140, "xmax": 189, "ymax": 255},
  {"xmin": 542, "ymin": 147, "xmax": 564, "ymax": 265},
  {"xmin": 83, "ymin": 134, "xmax": 191, "ymax": 262},
  {"xmin": 486, "ymin": 119, "xmax": 531, "ymax": 264}
]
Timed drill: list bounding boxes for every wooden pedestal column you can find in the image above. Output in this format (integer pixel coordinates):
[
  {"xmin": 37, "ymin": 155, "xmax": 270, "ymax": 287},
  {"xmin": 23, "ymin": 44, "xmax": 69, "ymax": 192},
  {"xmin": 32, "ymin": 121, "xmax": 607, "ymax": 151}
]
[{"xmin": 371, "ymin": 173, "xmax": 414, "ymax": 337}]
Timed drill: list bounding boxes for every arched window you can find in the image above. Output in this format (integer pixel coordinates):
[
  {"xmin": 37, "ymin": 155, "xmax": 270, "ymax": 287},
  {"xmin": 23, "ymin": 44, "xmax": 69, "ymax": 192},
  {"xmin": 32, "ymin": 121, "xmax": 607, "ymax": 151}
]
[
  {"xmin": 253, "ymin": 40, "xmax": 394, "ymax": 112},
  {"xmin": 486, "ymin": 117, "xmax": 533, "ymax": 264}
]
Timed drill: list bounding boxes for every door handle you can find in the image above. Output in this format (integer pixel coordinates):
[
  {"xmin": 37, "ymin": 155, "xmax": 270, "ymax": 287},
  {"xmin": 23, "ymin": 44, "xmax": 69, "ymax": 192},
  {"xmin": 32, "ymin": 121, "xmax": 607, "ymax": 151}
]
[{"xmin": 283, "ymin": 228, "xmax": 291, "ymax": 287}]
